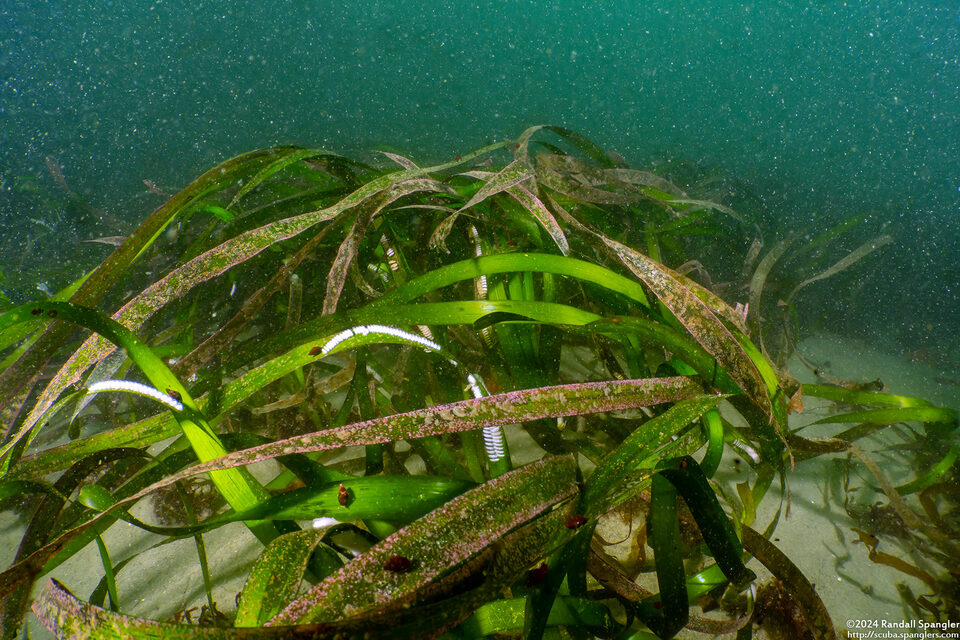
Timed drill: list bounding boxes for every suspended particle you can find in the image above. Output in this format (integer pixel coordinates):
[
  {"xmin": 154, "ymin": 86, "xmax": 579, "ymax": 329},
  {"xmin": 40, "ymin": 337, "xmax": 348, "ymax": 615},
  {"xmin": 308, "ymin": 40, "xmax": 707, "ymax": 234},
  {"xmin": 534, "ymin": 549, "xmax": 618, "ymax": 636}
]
[
  {"xmin": 525, "ymin": 562, "xmax": 548, "ymax": 587},
  {"xmin": 383, "ymin": 555, "xmax": 411, "ymax": 573},
  {"xmin": 565, "ymin": 515, "xmax": 587, "ymax": 529},
  {"xmin": 308, "ymin": 346, "xmax": 323, "ymax": 356},
  {"xmin": 337, "ymin": 483, "xmax": 349, "ymax": 507}
]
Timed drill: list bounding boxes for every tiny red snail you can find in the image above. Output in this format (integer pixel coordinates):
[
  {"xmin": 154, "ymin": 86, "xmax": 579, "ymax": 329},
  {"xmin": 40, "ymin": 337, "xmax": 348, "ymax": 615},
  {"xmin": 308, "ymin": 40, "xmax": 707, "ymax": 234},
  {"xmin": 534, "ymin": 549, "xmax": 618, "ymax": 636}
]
[
  {"xmin": 337, "ymin": 483, "xmax": 349, "ymax": 507},
  {"xmin": 308, "ymin": 346, "xmax": 323, "ymax": 356},
  {"xmin": 565, "ymin": 514, "xmax": 587, "ymax": 529},
  {"xmin": 31, "ymin": 307, "xmax": 43, "ymax": 316},
  {"xmin": 525, "ymin": 562, "xmax": 548, "ymax": 587},
  {"xmin": 383, "ymin": 555, "xmax": 411, "ymax": 572}
]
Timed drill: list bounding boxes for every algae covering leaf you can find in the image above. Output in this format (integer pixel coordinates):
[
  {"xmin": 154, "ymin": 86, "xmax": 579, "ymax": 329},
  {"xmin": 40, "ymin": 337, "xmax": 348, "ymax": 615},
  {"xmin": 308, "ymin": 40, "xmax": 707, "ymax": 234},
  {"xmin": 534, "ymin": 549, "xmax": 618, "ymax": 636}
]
[
  {"xmin": 234, "ymin": 529, "xmax": 330, "ymax": 628},
  {"xmin": 268, "ymin": 455, "xmax": 578, "ymax": 625},
  {"xmin": 0, "ymin": 377, "xmax": 701, "ymax": 603},
  {"xmin": 583, "ymin": 394, "xmax": 721, "ymax": 515},
  {"xmin": 0, "ymin": 302, "xmax": 268, "ymax": 527},
  {"xmin": 602, "ymin": 237, "xmax": 775, "ymax": 420}
]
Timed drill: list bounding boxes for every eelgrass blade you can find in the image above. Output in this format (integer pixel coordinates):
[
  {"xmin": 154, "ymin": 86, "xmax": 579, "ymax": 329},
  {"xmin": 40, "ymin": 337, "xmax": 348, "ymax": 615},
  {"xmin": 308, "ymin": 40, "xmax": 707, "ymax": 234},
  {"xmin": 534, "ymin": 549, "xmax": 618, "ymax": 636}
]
[
  {"xmin": 605, "ymin": 237, "xmax": 775, "ymax": 420},
  {"xmin": 227, "ymin": 148, "xmax": 337, "ymax": 209},
  {"xmin": 457, "ymin": 596, "xmax": 617, "ymax": 637},
  {"xmin": 33, "ymin": 578, "xmax": 269, "ymax": 639},
  {"xmin": 0, "ymin": 149, "xmax": 290, "ymax": 433},
  {"xmin": 536, "ymin": 154, "xmax": 649, "ymax": 206},
  {"xmin": 139, "ymin": 376, "xmax": 703, "ymax": 489},
  {"xmin": 656, "ymin": 457, "xmax": 755, "ymax": 590},
  {"xmin": 0, "ymin": 302, "xmax": 269, "ymax": 533},
  {"xmin": 234, "ymin": 530, "xmax": 327, "ymax": 627},
  {"xmin": 266, "ymin": 455, "xmax": 577, "ymax": 625},
  {"xmin": 547, "ymin": 199, "xmax": 776, "ymax": 422},
  {"xmin": 811, "ymin": 406, "xmax": 957, "ymax": 426},
  {"xmin": 583, "ymin": 394, "xmax": 721, "ymax": 516},
  {"xmin": 322, "ymin": 179, "xmax": 447, "ymax": 315},
  {"xmin": 223, "ymin": 475, "xmax": 474, "ymax": 524},
  {"xmin": 784, "ymin": 235, "xmax": 893, "ymax": 307},
  {"xmin": 459, "ymin": 159, "xmax": 532, "ymax": 212},
  {"xmin": 746, "ymin": 233, "xmax": 800, "ymax": 340},
  {"xmin": 91, "ymin": 536, "xmax": 118, "ymax": 612},
  {"xmin": 505, "ymin": 184, "xmax": 570, "ymax": 255},
  {"xmin": 801, "ymin": 384, "xmax": 934, "ymax": 408},
  {"xmin": 642, "ymin": 473, "xmax": 687, "ymax": 639},
  {"xmin": 0, "ymin": 376, "xmax": 702, "ymax": 602},
  {"xmin": 896, "ymin": 444, "xmax": 960, "ymax": 495},
  {"xmin": 373, "ymin": 252, "xmax": 650, "ymax": 309},
  {"xmin": 541, "ymin": 125, "xmax": 624, "ymax": 168}
]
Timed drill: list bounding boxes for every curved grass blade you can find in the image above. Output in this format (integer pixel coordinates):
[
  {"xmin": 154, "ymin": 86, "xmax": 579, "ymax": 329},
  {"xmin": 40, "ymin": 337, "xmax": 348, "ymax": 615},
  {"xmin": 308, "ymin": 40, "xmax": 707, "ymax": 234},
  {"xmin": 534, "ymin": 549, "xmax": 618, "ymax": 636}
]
[
  {"xmin": 234, "ymin": 529, "xmax": 327, "ymax": 627},
  {"xmin": 227, "ymin": 148, "xmax": 338, "ymax": 209},
  {"xmin": 373, "ymin": 252, "xmax": 650, "ymax": 309},
  {"xmin": 506, "ymin": 184, "xmax": 569, "ymax": 255},
  {"xmin": 459, "ymin": 159, "xmax": 531, "ymax": 211},
  {"xmin": 0, "ymin": 376, "xmax": 701, "ymax": 601},
  {"xmin": 801, "ymin": 384, "xmax": 934, "ymax": 408},
  {"xmin": 33, "ymin": 578, "xmax": 289, "ymax": 639},
  {"xmin": 784, "ymin": 235, "xmax": 893, "ymax": 307},
  {"xmin": 140, "ymin": 376, "xmax": 704, "ymax": 491},
  {"xmin": 746, "ymin": 233, "xmax": 800, "ymax": 338},
  {"xmin": 896, "ymin": 444, "xmax": 960, "ymax": 495},
  {"xmin": 810, "ymin": 406, "xmax": 957, "ymax": 426},
  {"xmin": 655, "ymin": 457, "xmax": 755, "ymax": 590},
  {"xmin": 536, "ymin": 154, "xmax": 649, "ymax": 206},
  {"xmin": 0, "ymin": 149, "xmax": 289, "ymax": 427},
  {"xmin": 583, "ymin": 394, "xmax": 721, "ymax": 516},
  {"xmin": 542, "ymin": 125, "xmax": 624, "ymax": 168},
  {"xmin": 267, "ymin": 455, "xmax": 578, "ymax": 625},
  {"xmin": 322, "ymin": 179, "xmax": 447, "ymax": 315},
  {"xmin": 548, "ymin": 200, "xmax": 775, "ymax": 420},
  {"xmin": 0, "ymin": 302, "xmax": 268, "ymax": 522},
  {"xmin": 603, "ymin": 236, "xmax": 775, "ymax": 420}
]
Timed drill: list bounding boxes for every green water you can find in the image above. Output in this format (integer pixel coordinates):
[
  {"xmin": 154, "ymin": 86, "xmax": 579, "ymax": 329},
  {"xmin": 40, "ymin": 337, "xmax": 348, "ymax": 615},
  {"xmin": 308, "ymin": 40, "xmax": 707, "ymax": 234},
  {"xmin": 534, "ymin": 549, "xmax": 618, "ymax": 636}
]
[{"xmin": 1, "ymin": 1, "xmax": 957, "ymax": 358}]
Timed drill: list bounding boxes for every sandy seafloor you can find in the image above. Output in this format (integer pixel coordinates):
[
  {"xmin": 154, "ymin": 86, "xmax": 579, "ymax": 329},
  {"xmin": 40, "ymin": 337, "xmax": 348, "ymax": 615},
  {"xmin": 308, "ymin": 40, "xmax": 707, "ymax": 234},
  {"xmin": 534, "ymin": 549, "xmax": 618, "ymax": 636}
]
[{"xmin": 2, "ymin": 331, "xmax": 957, "ymax": 638}]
